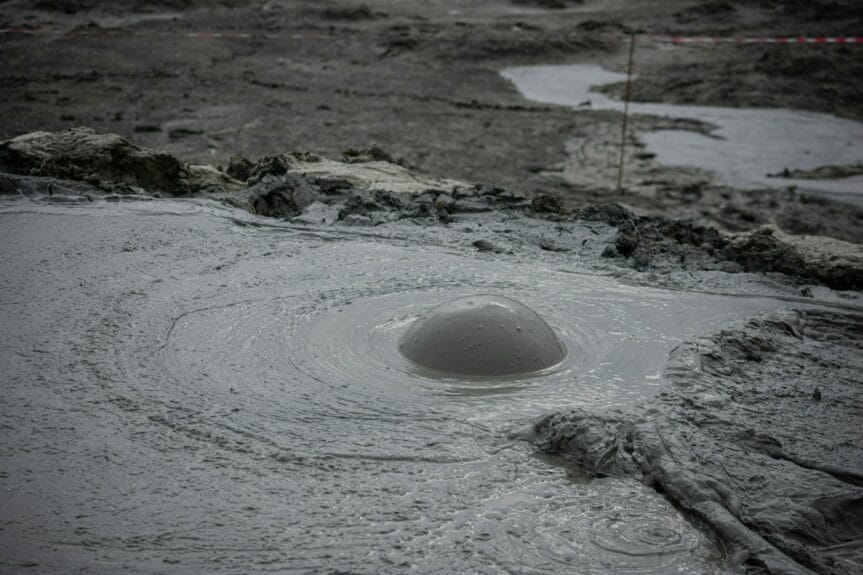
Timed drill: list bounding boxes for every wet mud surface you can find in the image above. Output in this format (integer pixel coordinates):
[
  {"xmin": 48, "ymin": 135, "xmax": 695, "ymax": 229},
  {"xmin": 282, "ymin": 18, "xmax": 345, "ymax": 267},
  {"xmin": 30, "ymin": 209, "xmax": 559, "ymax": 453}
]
[
  {"xmin": 1, "ymin": 1, "xmax": 862, "ymax": 573},
  {"xmin": 0, "ymin": 195, "xmax": 790, "ymax": 574},
  {"xmin": 502, "ymin": 64, "xmax": 863, "ymax": 203},
  {"xmin": 1, "ymin": 154, "xmax": 861, "ymax": 573}
]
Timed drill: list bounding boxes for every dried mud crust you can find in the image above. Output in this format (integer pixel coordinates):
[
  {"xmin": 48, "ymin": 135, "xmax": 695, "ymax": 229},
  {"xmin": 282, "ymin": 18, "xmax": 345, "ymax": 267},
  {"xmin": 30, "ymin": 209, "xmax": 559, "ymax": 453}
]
[
  {"xmin": 532, "ymin": 309, "xmax": 863, "ymax": 575},
  {"xmin": 2, "ymin": 128, "xmax": 862, "ymax": 291}
]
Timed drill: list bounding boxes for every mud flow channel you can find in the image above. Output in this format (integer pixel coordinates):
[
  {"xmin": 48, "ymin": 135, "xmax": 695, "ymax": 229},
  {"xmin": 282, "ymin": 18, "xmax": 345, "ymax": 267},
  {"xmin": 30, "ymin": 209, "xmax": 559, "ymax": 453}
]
[
  {"xmin": 502, "ymin": 65, "xmax": 863, "ymax": 204},
  {"xmin": 0, "ymin": 196, "xmax": 824, "ymax": 573}
]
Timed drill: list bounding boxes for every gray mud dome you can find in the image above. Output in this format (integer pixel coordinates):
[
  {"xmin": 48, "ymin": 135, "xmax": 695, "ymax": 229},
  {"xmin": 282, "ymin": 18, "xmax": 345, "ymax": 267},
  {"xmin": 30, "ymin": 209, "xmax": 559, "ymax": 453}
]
[
  {"xmin": 534, "ymin": 309, "xmax": 863, "ymax": 575},
  {"xmin": 399, "ymin": 295, "xmax": 567, "ymax": 376}
]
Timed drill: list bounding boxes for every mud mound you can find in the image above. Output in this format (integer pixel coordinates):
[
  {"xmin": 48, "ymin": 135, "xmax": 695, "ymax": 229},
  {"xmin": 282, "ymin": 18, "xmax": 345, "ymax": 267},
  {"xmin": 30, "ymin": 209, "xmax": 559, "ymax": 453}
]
[
  {"xmin": 0, "ymin": 128, "xmax": 238, "ymax": 196},
  {"xmin": 533, "ymin": 309, "xmax": 863, "ymax": 575},
  {"xmin": 722, "ymin": 227, "xmax": 863, "ymax": 290}
]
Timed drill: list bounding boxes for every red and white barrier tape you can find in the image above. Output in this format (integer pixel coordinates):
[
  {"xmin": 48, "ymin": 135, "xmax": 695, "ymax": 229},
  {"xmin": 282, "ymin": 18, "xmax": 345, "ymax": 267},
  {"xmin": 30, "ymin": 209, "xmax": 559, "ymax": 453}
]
[
  {"xmin": 664, "ymin": 36, "xmax": 862, "ymax": 44},
  {"xmin": 0, "ymin": 28, "xmax": 860, "ymax": 44}
]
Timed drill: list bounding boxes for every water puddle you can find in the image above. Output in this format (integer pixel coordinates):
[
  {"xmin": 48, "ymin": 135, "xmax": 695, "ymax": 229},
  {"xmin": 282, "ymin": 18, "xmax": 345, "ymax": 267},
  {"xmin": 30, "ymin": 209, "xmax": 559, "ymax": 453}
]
[
  {"xmin": 0, "ymin": 197, "xmax": 812, "ymax": 572},
  {"xmin": 501, "ymin": 64, "xmax": 863, "ymax": 203}
]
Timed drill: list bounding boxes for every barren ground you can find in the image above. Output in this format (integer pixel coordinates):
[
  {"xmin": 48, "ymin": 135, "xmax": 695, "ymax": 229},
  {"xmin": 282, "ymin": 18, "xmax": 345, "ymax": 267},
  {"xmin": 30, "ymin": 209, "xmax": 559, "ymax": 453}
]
[{"xmin": 2, "ymin": 0, "xmax": 862, "ymax": 240}]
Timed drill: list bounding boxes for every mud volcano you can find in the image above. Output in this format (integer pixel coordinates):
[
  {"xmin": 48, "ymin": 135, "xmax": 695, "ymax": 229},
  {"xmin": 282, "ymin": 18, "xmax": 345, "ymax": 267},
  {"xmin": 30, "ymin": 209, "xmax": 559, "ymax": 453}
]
[{"xmin": 398, "ymin": 295, "xmax": 566, "ymax": 376}]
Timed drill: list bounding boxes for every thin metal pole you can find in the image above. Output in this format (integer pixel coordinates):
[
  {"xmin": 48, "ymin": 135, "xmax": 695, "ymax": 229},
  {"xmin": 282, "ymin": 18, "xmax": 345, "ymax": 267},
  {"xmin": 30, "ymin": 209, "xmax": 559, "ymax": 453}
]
[{"xmin": 616, "ymin": 34, "xmax": 636, "ymax": 192}]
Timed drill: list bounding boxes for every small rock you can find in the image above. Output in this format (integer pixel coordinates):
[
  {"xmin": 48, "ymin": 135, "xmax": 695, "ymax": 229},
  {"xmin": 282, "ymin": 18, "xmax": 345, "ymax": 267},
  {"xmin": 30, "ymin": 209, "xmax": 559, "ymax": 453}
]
[
  {"xmin": 472, "ymin": 239, "xmax": 503, "ymax": 253},
  {"xmin": 539, "ymin": 238, "xmax": 569, "ymax": 252},
  {"xmin": 226, "ymin": 155, "xmax": 254, "ymax": 182},
  {"xmin": 812, "ymin": 388, "xmax": 822, "ymax": 401},
  {"xmin": 168, "ymin": 127, "xmax": 204, "ymax": 139},
  {"xmin": 531, "ymin": 193, "xmax": 565, "ymax": 214},
  {"xmin": 452, "ymin": 199, "xmax": 492, "ymax": 213},
  {"xmin": 342, "ymin": 214, "xmax": 375, "ymax": 226}
]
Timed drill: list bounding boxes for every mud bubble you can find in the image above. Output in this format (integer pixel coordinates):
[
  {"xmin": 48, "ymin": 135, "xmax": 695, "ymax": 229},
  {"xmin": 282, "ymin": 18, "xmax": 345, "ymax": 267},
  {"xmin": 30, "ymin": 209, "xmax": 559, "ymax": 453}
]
[{"xmin": 398, "ymin": 295, "xmax": 567, "ymax": 376}]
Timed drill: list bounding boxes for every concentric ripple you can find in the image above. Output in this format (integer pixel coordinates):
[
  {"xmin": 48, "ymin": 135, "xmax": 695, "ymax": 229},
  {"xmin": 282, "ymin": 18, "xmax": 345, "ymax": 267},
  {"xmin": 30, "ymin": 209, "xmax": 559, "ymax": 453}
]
[
  {"xmin": 472, "ymin": 478, "xmax": 716, "ymax": 574},
  {"xmin": 2, "ymin": 198, "xmax": 789, "ymax": 573}
]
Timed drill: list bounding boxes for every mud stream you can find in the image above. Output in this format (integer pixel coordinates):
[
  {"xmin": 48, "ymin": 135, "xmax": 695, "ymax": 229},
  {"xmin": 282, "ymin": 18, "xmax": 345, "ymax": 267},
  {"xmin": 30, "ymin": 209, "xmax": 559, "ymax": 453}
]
[
  {"xmin": 502, "ymin": 65, "xmax": 863, "ymax": 204},
  {"xmin": 0, "ymin": 196, "xmax": 815, "ymax": 573}
]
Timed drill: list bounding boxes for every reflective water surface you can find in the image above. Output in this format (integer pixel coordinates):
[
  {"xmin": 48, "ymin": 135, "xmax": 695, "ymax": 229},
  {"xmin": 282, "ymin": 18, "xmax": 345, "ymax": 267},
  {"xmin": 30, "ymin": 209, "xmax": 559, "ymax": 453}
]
[{"xmin": 502, "ymin": 64, "xmax": 863, "ymax": 203}]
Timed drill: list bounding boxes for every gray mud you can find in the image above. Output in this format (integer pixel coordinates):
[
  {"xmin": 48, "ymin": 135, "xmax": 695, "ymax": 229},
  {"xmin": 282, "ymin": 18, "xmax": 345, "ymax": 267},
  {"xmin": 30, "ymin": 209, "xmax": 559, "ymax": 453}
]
[
  {"xmin": 532, "ymin": 309, "xmax": 863, "ymax": 575},
  {"xmin": 1, "ymin": 151, "xmax": 862, "ymax": 573},
  {"xmin": 2, "ymin": 1, "xmax": 862, "ymax": 563},
  {"xmin": 0, "ymin": 193, "xmax": 805, "ymax": 574}
]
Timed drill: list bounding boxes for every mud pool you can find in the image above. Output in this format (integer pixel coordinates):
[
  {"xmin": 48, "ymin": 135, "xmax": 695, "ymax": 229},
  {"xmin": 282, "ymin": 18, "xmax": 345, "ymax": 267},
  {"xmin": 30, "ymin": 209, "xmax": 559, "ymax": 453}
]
[
  {"xmin": 501, "ymin": 65, "xmax": 863, "ymax": 204},
  {"xmin": 2, "ymin": 194, "xmax": 841, "ymax": 573}
]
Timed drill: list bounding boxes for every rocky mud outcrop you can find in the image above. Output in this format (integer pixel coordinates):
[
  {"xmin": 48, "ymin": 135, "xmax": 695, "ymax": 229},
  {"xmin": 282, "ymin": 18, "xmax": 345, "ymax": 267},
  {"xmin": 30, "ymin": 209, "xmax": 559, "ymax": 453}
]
[
  {"xmin": 581, "ymin": 204, "xmax": 863, "ymax": 291},
  {"xmin": 0, "ymin": 127, "xmax": 240, "ymax": 196},
  {"xmin": 2, "ymin": 128, "xmax": 861, "ymax": 294}
]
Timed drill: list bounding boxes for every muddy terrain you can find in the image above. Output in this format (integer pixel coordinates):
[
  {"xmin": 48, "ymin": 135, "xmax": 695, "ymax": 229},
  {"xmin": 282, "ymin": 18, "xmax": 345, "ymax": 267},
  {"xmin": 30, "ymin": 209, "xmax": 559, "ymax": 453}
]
[
  {"xmin": 1, "ymin": 126, "xmax": 861, "ymax": 575},
  {"xmin": 1, "ymin": 1, "xmax": 862, "ymax": 574}
]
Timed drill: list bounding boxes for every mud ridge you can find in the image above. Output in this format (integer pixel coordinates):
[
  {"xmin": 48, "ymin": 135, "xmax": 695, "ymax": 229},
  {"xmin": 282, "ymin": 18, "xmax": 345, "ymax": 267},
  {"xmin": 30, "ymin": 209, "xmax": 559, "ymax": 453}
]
[{"xmin": 2, "ymin": 128, "xmax": 862, "ymax": 292}]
